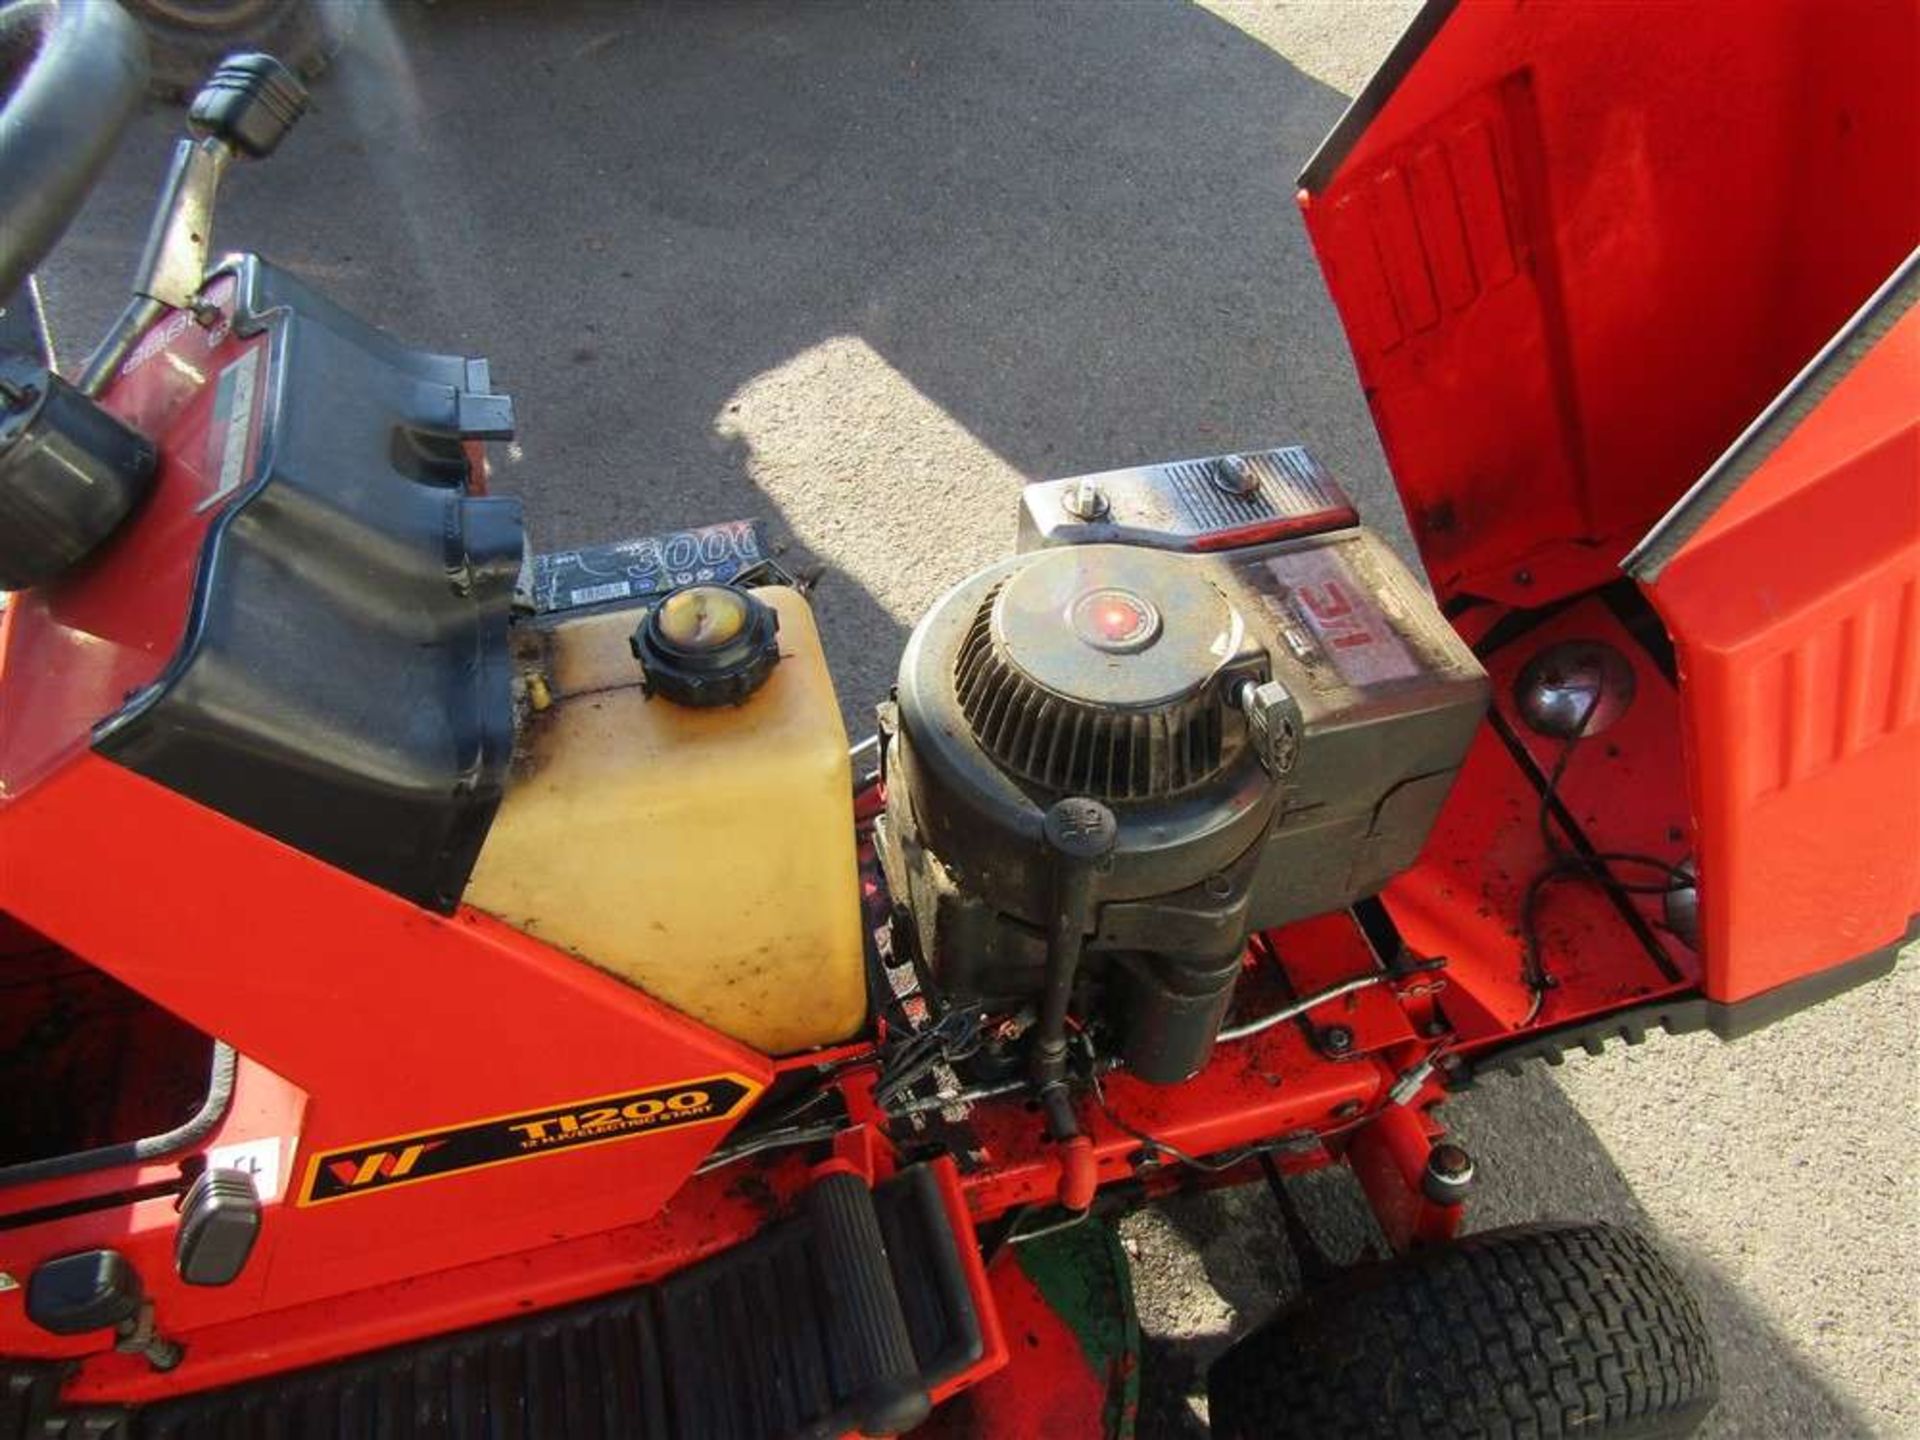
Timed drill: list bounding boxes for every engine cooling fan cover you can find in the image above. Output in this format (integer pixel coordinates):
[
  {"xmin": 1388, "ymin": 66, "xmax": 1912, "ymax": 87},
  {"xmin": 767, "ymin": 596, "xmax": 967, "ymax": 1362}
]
[
  {"xmin": 889, "ymin": 542, "xmax": 1276, "ymax": 918},
  {"xmin": 954, "ymin": 546, "xmax": 1246, "ymax": 800}
]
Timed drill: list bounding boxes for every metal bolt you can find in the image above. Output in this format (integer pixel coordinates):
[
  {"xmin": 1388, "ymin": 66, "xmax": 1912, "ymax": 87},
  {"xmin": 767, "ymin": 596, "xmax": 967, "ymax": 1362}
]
[
  {"xmin": 1331, "ymin": 1099, "xmax": 1364, "ymax": 1120},
  {"xmin": 1388, "ymin": 1058, "xmax": 1435, "ymax": 1106},
  {"xmin": 1209, "ymin": 454, "xmax": 1259, "ymax": 497},
  {"xmin": 1061, "ymin": 478, "xmax": 1109, "ymax": 521},
  {"xmin": 1318, "ymin": 1025, "xmax": 1355, "ymax": 1057},
  {"xmin": 1242, "ymin": 678, "xmax": 1302, "ymax": 777},
  {"xmin": 1422, "ymin": 1142, "xmax": 1476, "ymax": 1203}
]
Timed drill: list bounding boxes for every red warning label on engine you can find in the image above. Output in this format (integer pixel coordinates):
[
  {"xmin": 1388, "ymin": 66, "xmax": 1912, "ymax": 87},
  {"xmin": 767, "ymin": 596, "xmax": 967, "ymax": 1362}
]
[{"xmin": 1267, "ymin": 547, "xmax": 1419, "ymax": 687}]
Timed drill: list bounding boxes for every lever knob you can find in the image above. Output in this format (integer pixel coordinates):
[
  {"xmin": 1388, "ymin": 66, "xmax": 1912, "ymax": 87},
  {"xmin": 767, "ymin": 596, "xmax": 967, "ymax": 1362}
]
[
  {"xmin": 26, "ymin": 1250, "xmax": 143, "ymax": 1336},
  {"xmin": 188, "ymin": 53, "xmax": 310, "ymax": 159}
]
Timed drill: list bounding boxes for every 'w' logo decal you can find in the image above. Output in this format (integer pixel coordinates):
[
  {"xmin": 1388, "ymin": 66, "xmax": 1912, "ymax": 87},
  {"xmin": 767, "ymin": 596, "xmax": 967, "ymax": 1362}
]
[
  {"xmin": 326, "ymin": 1141, "xmax": 444, "ymax": 1189},
  {"xmin": 298, "ymin": 1074, "xmax": 760, "ymax": 1205}
]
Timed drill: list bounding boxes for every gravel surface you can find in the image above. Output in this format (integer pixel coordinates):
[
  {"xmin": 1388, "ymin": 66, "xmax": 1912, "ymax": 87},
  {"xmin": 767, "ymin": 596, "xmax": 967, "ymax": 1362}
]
[{"xmin": 36, "ymin": 3, "xmax": 1915, "ymax": 1434}]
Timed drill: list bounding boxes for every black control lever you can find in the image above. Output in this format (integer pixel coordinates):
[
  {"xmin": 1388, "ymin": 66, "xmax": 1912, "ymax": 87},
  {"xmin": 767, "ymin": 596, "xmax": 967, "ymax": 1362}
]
[
  {"xmin": 1030, "ymin": 799, "xmax": 1117, "ymax": 1196},
  {"xmin": 77, "ymin": 53, "xmax": 309, "ymax": 394},
  {"xmin": 188, "ymin": 54, "xmax": 309, "ymax": 160}
]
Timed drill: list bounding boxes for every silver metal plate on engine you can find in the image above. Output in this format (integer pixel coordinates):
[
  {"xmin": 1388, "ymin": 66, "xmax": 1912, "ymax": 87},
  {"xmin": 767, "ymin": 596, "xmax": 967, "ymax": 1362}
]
[{"xmin": 1017, "ymin": 445, "xmax": 1357, "ymax": 554}]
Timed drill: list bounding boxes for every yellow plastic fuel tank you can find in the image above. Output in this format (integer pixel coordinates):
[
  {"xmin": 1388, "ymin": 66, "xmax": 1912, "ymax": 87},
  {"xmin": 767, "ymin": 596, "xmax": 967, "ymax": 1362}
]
[{"xmin": 465, "ymin": 588, "xmax": 868, "ymax": 1054}]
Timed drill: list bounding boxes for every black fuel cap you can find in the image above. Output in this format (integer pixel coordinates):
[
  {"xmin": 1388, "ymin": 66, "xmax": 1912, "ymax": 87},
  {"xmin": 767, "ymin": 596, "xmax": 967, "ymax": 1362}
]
[{"xmin": 629, "ymin": 583, "xmax": 781, "ymax": 708}]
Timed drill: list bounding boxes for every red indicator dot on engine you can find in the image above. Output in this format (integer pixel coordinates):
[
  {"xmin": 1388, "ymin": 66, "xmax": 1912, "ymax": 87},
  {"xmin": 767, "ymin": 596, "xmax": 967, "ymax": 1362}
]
[
  {"xmin": 1071, "ymin": 588, "xmax": 1161, "ymax": 653},
  {"xmin": 1095, "ymin": 600, "xmax": 1140, "ymax": 638}
]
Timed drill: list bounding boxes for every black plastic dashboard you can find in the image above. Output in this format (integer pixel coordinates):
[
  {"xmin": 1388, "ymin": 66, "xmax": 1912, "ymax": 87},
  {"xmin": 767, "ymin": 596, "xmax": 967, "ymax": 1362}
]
[{"xmin": 95, "ymin": 261, "xmax": 524, "ymax": 912}]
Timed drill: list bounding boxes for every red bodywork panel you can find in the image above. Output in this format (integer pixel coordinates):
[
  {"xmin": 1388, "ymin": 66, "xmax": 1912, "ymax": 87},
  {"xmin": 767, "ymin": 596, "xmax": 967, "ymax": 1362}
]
[
  {"xmin": 1, "ymin": 1, "xmax": 1915, "ymax": 1425},
  {"xmin": 1305, "ymin": 0, "xmax": 1919, "ymax": 1008},
  {"xmin": 0, "ymin": 754, "xmax": 776, "ymax": 1369},
  {"xmin": 0, "ymin": 277, "xmax": 264, "ymax": 796},
  {"xmin": 1301, "ymin": 0, "xmax": 1915, "ymax": 606},
  {"xmin": 1385, "ymin": 592, "xmax": 1697, "ymax": 1033},
  {"xmin": 0, "ymin": 282, "xmax": 785, "ymax": 1367},
  {"xmin": 1644, "ymin": 298, "xmax": 1919, "ymax": 1001}
]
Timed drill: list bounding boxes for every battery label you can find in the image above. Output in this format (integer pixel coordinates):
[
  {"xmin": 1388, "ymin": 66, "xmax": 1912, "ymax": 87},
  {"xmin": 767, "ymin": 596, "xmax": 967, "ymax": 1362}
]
[{"xmin": 530, "ymin": 519, "xmax": 769, "ymax": 616}]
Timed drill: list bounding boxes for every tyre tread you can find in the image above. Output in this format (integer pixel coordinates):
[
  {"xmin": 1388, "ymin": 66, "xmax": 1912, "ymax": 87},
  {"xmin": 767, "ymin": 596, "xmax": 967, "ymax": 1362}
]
[{"xmin": 1207, "ymin": 1222, "xmax": 1717, "ymax": 1440}]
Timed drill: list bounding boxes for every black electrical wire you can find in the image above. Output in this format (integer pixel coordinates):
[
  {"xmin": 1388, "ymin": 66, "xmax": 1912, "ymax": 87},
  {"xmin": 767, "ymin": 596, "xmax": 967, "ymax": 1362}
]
[
  {"xmin": 1519, "ymin": 689, "xmax": 1692, "ymax": 1016},
  {"xmin": 694, "ymin": 1117, "xmax": 845, "ymax": 1174},
  {"xmin": 872, "ymin": 1007, "xmax": 981, "ymax": 1111},
  {"xmin": 1089, "ymin": 1064, "xmax": 1391, "ymax": 1177},
  {"xmin": 1088, "ymin": 1066, "xmax": 1290, "ymax": 1175}
]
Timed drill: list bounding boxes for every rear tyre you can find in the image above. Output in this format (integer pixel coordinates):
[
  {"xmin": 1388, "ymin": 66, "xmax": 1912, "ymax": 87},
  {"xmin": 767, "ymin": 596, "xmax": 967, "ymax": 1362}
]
[{"xmin": 1207, "ymin": 1222, "xmax": 1717, "ymax": 1439}]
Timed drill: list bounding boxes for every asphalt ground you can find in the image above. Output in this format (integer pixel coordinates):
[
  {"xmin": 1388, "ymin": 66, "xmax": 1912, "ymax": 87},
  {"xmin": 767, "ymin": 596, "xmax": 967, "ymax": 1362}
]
[{"xmin": 36, "ymin": 3, "xmax": 1916, "ymax": 1434}]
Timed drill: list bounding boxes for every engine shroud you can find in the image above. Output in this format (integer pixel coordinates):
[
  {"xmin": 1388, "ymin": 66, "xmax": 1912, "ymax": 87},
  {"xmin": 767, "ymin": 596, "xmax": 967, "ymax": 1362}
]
[
  {"xmin": 881, "ymin": 451, "xmax": 1488, "ymax": 1084},
  {"xmin": 955, "ymin": 546, "xmax": 1248, "ymax": 802}
]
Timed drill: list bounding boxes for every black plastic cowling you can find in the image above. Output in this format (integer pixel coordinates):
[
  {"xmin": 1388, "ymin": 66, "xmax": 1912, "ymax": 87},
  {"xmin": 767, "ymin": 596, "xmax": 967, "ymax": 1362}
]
[
  {"xmin": 31, "ymin": 1163, "xmax": 984, "ymax": 1439},
  {"xmin": 94, "ymin": 261, "xmax": 523, "ymax": 913},
  {"xmin": 0, "ymin": 351, "xmax": 155, "ymax": 589}
]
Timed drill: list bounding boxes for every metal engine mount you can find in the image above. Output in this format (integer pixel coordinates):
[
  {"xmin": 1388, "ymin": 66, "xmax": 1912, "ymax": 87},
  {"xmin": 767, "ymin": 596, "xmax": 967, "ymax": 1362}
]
[{"xmin": 877, "ymin": 447, "xmax": 1489, "ymax": 1084}]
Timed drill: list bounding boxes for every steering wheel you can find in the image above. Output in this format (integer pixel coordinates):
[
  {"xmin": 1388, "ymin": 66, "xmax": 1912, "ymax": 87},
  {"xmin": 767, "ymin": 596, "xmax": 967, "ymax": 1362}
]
[{"xmin": 0, "ymin": 0, "xmax": 149, "ymax": 304}]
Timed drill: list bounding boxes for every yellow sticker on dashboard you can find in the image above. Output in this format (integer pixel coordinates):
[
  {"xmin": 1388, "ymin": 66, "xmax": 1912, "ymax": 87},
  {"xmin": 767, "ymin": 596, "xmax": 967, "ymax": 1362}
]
[{"xmin": 295, "ymin": 1073, "xmax": 760, "ymax": 1205}]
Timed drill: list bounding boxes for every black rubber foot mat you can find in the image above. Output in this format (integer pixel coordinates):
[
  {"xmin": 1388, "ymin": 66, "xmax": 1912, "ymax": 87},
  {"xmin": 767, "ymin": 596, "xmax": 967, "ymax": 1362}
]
[{"xmin": 10, "ymin": 1164, "xmax": 982, "ymax": 1440}]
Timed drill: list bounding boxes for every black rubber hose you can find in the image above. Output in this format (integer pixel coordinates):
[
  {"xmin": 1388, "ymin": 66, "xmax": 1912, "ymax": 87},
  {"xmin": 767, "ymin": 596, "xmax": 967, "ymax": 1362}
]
[{"xmin": 0, "ymin": 0, "xmax": 150, "ymax": 303}]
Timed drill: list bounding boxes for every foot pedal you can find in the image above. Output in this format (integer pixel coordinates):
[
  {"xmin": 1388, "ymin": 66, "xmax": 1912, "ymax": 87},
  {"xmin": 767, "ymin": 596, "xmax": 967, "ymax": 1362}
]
[
  {"xmin": 45, "ymin": 1163, "xmax": 983, "ymax": 1439},
  {"xmin": 661, "ymin": 1168, "xmax": 952, "ymax": 1438},
  {"xmin": 809, "ymin": 1172, "xmax": 927, "ymax": 1433}
]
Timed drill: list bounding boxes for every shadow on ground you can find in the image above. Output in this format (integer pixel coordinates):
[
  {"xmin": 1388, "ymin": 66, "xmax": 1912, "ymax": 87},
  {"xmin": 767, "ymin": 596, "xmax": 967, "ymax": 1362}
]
[
  {"xmin": 34, "ymin": 3, "xmax": 1875, "ymax": 1434},
  {"xmin": 41, "ymin": 0, "xmax": 1400, "ymax": 732},
  {"xmin": 1131, "ymin": 1062, "xmax": 1871, "ymax": 1437}
]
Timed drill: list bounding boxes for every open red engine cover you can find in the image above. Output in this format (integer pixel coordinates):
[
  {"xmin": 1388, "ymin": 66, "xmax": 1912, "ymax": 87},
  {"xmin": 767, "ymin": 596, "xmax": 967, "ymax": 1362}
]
[{"xmin": 1301, "ymin": 0, "xmax": 1917, "ymax": 1009}]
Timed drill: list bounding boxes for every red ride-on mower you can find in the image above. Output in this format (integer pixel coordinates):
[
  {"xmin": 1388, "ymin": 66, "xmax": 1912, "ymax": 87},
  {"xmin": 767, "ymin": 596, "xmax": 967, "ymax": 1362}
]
[{"xmin": 1, "ymin": 2, "xmax": 1914, "ymax": 1436}]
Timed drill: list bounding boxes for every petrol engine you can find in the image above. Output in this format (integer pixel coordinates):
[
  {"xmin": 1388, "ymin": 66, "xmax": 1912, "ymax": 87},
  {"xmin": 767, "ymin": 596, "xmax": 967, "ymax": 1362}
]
[{"xmin": 878, "ymin": 449, "xmax": 1487, "ymax": 1086}]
